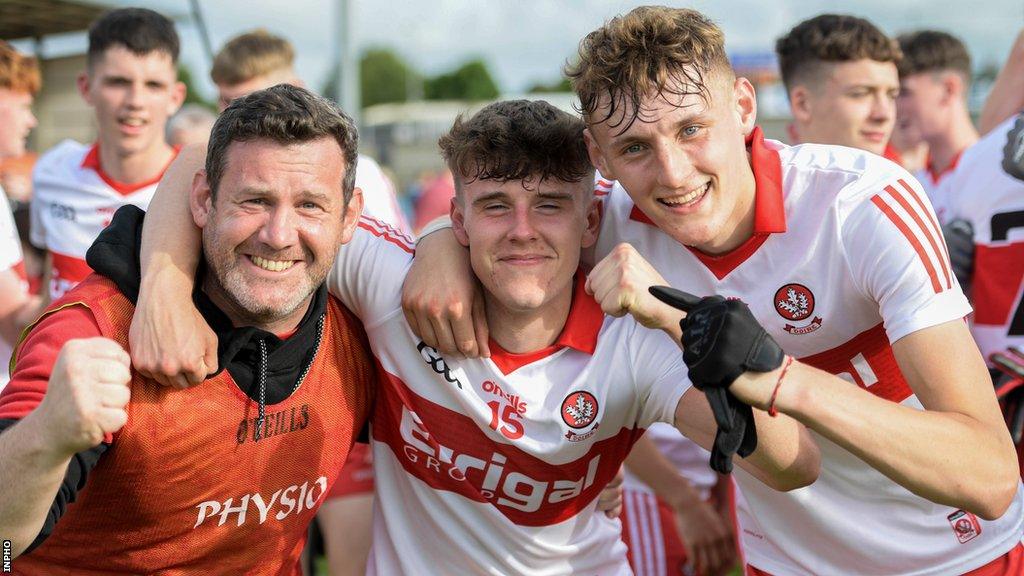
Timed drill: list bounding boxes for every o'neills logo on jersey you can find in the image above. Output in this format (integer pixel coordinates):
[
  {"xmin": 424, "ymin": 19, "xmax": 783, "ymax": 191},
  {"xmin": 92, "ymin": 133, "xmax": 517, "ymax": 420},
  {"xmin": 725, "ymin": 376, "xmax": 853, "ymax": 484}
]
[
  {"xmin": 193, "ymin": 476, "xmax": 328, "ymax": 529},
  {"xmin": 399, "ymin": 407, "xmax": 600, "ymax": 514},
  {"xmin": 774, "ymin": 283, "xmax": 822, "ymax": 335}
]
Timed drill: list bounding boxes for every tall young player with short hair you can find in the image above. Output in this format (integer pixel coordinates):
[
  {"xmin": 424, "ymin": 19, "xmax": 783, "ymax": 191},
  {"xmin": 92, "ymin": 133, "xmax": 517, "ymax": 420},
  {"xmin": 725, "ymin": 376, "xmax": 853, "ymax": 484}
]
[
  {"xmin": 30, "ymin": 8, "xmax": 185, "ymax": 302},
  {"xmin": 402, "ymin": 6, "xmax": 1024, "ymax": 575},
  {"xmin": 0, "ymin": 41, "xmax": 43, "ymax": 390},
  {"xmin": 775, "ymin": 14, "xmax": 902, "ymax": 157}
]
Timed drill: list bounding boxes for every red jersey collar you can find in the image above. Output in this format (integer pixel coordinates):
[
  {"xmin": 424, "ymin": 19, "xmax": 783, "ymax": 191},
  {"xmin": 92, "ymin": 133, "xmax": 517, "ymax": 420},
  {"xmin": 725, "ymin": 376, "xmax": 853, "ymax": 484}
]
[
  {"xmin": 81, "ymin": 143, "xmax": 180, "ymax": 196},
  {"xmin": 489, "ymin": 271, "xmax": 604, "ymax": 375},
  {"xmin": 925, "ymin": 148, "xmax": 963, "ymax": 184},
  {"xmin": 628, "ymin": 126, "xmax": 786, "ymax": 279}
]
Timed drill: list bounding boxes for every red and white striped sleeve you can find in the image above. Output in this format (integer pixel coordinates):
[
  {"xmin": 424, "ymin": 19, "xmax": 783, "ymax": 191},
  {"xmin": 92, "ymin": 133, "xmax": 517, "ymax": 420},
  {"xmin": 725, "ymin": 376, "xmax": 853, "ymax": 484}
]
[
  {"xmin": 842, "ymin": 171, "xmax": 971, "ymax": 343},
  {"xmin": 326, "ymin": 214, "xmax": 416, "ymax": 327}
]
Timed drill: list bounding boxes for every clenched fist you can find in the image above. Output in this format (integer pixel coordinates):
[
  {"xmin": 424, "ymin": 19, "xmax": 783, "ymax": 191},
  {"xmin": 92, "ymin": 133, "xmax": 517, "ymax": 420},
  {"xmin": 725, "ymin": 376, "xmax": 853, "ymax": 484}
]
[{"xmin": 36, "ymin": 337, "xmax": 132, "ymax": 456}]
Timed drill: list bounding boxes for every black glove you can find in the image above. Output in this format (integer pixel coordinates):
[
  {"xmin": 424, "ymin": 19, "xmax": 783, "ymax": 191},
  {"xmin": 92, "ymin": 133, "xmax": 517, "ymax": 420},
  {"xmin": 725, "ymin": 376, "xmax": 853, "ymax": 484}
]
[
  {"xmin": 650, "ymin": 286, "xmax": 785, "ymax": 474},
  {"xmin": 1004, "ymin": 113, "xmax": 1024, "ymax": 182}
]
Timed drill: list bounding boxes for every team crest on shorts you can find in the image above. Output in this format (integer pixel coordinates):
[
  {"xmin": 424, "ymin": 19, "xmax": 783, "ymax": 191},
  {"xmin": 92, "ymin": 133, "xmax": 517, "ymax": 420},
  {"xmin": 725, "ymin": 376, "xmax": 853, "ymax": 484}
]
[
  {"xmin": 561, "ymin": 390, "xmax": 599, "ymax": 437},
  {"xmin": 947, "ymin": 510, "xmax": 982, "ymax": 544},
  {"xmin": 774, "ymin": 283, "xmax": 822, "ymax": 335}
]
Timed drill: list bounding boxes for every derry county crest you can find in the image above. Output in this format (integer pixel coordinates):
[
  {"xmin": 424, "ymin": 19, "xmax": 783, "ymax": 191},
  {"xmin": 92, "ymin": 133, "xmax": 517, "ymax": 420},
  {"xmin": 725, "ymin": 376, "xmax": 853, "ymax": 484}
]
[
  {"xmin": 774, "ymin": 283, "xmax": 822, "ymax": 335},
  {"xmin": 561, "ymin": 391, "xmax": 599, "ymax": 429}
]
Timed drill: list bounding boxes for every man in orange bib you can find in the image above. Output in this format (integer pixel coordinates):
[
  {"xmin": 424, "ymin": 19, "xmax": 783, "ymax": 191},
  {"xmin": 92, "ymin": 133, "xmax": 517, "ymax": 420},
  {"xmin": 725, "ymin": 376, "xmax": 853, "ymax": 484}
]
[{"xmin": 0, "ymin": 84, "xmax": 376, "ymax": 575}]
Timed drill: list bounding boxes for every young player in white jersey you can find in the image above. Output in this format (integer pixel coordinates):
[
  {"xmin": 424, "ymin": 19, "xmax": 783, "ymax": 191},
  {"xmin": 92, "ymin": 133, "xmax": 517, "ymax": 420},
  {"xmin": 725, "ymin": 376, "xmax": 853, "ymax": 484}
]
[
  {"xmin": 401, "ymin": 7, "xmax": 1024, "ymax": 575},
  {"xmin": 934, "ymin": 115, "xmax": 1024, "ymax": 366},
  {"xmin": 895, "ymin": 31, "xmax": 979, "ymax": 218},
  {"xmin": 0, "ymin": 42, "xmax": 43, "ymax": 389},
  {"xmin": 30, "ymin": 8, "xmax": 185, "ymax": 301},
  {"xmin": 123, "ymin": 98, "xmax": 820, "ymax": 575}
]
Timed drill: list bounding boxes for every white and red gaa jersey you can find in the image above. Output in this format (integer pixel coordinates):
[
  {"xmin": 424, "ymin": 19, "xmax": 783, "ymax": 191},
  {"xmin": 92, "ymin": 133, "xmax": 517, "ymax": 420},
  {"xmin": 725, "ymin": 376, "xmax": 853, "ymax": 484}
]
[
  {"xmin": 913, "ymin": 150, "xmax": 963, "ymax": 223},
  {"xmin": 328, "ymin": 216, "xmax": 692, "ymax": 575},
  {"xmin": 0, "ymin": 185, "xmax": 25, "ymax": 389},
  {"xmin": 936, "ymin": 116, "xmax": 1024, "ymax": 363},
  {"xmin": 356, "ymin": 155, "xmax": 412, "ymax": 236},
  {"xmin": 594, "ymin": 128, "xmax": 1024, "ymax": 576},
  {"xmin": 30, "ymin": 141, "xmax": 167, "ymax": 300}
]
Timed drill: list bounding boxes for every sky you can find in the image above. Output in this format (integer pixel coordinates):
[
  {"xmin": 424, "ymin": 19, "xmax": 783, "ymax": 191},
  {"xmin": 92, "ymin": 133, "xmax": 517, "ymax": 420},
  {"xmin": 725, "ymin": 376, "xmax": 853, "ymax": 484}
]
[{"xmin": 21, "ymin": 0, "xmax": 1024, "ymax": 102}]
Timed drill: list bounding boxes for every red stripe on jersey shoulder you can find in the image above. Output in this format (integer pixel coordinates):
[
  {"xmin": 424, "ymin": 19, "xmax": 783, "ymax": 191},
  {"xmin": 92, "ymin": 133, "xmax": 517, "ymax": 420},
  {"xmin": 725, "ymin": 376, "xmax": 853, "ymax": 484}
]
[
  {"xmin": 358, "ymin": 216, "xmax": 415, "ymax": 254},
  {"xmin": 799, "ymin": 322, "xmax": 912, "ymax": 403},
  {"xmin": 870, "ymin": 195, "xmax": 942, "ymax": 293},
  {"xmin": 897, "ymin": 178, "xmax": 950, "ymax": 258},
  {"xmin": 887, "ymin": 181, "xmax": 951, "ymax": 288},
  {"xmin": 373, "ymin": 368, "xmax": 640, "ymax": 526}
]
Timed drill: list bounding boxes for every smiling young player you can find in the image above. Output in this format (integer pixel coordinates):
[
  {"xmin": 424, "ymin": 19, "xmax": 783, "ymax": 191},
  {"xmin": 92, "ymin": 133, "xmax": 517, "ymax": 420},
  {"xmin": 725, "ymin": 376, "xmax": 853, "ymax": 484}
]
[{"xmin": 29, "ymin": 8, "xmax": 185, "ymax": 301}]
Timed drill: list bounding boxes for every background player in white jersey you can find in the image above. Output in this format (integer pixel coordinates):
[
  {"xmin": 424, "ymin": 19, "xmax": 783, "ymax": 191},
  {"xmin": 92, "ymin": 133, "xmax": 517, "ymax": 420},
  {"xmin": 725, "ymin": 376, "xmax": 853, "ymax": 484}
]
[
  {"xmin": 0, "ymin": 41, "xmax": 44, "ymax": 390},
  {"xmin": 30, "ymin": 8, "xmax": 185, "ymax": 301},
  {"xmin": 402, "ymin": 6, "xmax": 1024, "ymax": 575},
  {"xmin": 896, "ymin": 31, "xmax": 978, "ymax": 212},
  {"xmin": 125, "ymin": 97, "xmax": 820, "ymax": 575},
  {"xmin": 774, "ymin": 14, "xmax": 901, "ymax": 158}
]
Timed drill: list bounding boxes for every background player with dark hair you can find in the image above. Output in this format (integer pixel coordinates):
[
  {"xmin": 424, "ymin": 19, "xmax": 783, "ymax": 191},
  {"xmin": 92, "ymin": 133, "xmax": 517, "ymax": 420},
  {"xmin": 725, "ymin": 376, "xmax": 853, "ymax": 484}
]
[
  {"xmin": 896, "ymin": 30, "xmax": 977, "ymax": 212},
  {"xmin": 775, "ymin": 14, "xmax": 902, "ymax": 157},
  {"xmin": 30, "ymin": 7, "xmax": 185, "ymax": 302}
]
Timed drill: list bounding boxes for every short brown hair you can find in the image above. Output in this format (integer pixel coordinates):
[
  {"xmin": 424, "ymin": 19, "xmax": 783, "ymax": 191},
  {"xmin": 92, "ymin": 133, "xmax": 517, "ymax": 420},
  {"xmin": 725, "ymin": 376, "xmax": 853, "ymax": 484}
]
[
  {"xmin": 897, "ymin": 31, "xmax": 971, "ymax": 82},
  {"xmin": 87, "ymin": 8, "xmax": 180, "ymax": 68},
  {"xmin": 211, "ymin": 29, "xmax": 294, "ymax": 86},
  {"xmin": 0, "ymin": 41, "xmax": 41, "ymax": 94},
  {"xmin": 566, "ymin": 6, "xmax": 732, "ymax": 133},
  {"xmin": 206, "ymin": 84, "xmax": 359, "ymax": 206},
  {"xmin": 439, "ymin": 100, "xmax": 592, "ymax": 197},
  {"xmin": 776, "ymin": 14, "xmax": 901, "ymax": 90}
]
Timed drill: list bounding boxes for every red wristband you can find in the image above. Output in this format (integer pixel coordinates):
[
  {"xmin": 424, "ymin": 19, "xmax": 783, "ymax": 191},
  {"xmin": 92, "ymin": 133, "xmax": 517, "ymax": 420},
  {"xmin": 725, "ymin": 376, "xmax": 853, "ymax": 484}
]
[{"xmin": 767, "ymin": 355, "xmax": 793, "ymax": 417}]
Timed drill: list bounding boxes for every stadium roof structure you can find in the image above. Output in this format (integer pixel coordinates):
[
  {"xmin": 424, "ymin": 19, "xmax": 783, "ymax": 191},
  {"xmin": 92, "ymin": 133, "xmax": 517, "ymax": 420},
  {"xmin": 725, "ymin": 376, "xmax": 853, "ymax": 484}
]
[{"xmin": 0, "ymin": 0, "xmax": 109, "ymax": 40}]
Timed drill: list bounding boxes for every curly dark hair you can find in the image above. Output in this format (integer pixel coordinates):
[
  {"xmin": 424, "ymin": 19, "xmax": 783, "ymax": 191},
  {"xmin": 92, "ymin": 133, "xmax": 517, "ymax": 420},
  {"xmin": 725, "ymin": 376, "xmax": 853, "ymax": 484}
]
[{"xmin": 439, "ymin": 99, "xmax": 592, "ymax": 196}]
